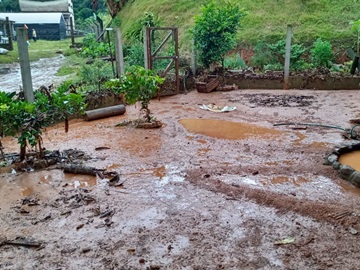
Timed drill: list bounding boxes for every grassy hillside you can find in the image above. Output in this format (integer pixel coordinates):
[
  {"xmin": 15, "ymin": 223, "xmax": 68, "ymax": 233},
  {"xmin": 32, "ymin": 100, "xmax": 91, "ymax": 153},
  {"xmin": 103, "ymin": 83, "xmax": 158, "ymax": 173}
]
[{"xmin": 118, "ymin": 0, "xmax": 360, "ymax": 51}]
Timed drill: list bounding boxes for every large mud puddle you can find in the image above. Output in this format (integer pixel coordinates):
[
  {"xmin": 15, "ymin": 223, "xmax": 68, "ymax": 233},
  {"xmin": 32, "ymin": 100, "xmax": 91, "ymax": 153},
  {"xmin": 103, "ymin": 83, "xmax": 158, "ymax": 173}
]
[
  {"xmin": 339, "ymin": 150, "xmax": 360, "ymax": 172},
  {"xmin": 180, "ymin": 118, "xmax": 283, "ymax": 140},
  {"xmin": 0, "ymin": 55, "xmax": 68, "ymax": 93}
]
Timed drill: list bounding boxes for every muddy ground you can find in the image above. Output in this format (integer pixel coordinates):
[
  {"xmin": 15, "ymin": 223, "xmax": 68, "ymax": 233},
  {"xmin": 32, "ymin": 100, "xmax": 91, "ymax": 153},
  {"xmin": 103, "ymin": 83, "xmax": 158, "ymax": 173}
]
[{"xmin": 1, "ymin": 89, "xmax": 360, "ymax": 270}]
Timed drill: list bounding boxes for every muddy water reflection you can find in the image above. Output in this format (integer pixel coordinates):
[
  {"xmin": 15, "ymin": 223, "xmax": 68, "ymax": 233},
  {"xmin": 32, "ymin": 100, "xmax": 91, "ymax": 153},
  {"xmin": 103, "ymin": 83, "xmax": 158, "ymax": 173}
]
[
  {"xmin": 180, "ymin": 119, "xmax": 283, "ymax": 140},
  {"xmin": 339, "ymin": 150, "xmax": 360, "ymax": 172},
  {"xmin": 15, "ymin": 170, "xmax": 97, "ymax": 197}
]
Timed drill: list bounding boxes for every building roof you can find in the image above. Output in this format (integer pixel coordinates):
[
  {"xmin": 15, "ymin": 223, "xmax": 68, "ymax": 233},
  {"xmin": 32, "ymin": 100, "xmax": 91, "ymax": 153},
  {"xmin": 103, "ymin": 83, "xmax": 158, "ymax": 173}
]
[
  {"xmin": 19, "ymin": 0, "xmax": 72, "ymax": 13},
  {"xmin": 0, "ymin": 13, "xmax": 64, "ymax": 24}
]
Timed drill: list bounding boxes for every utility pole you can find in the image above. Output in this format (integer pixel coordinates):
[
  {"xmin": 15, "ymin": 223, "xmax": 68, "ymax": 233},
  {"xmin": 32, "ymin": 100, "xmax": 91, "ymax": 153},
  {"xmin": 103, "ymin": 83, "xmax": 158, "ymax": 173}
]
[{"xmin": 17, "ymin": 28, "xmax": 34, "ymax": 102}]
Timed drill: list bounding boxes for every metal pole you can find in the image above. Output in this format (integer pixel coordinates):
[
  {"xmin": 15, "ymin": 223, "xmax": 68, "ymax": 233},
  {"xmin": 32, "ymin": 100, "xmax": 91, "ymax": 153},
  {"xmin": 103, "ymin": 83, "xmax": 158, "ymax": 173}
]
[
  {"xmin": 284, "ymin": 24, "xmax": 292, "ymax": 90},
  {"xmin": 17, "ymin": 28, "xmax": 34, "ymax": 102},
  {"xmin": 113, "ymin": 27, "xmax": 125, "ymax": 77}
]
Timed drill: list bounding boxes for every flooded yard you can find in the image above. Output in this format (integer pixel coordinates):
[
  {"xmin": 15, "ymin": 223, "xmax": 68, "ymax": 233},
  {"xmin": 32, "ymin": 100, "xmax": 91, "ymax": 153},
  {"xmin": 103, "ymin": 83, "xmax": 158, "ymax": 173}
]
[{"xmin": 1, "ymin": 89, "xmax": 360, "ymax": 269}]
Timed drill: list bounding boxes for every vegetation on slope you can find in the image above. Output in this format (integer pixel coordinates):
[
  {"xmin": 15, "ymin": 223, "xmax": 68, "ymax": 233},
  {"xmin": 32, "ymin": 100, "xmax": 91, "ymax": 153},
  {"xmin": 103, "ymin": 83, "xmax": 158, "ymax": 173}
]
[{"xmin": 118, "ymin": 0, "xmax": 360, "ymax": 51}]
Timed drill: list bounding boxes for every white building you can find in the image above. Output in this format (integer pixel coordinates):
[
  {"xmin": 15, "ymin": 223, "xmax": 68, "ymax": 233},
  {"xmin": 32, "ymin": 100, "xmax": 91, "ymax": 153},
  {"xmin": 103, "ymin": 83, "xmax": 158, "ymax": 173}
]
[{"xmin": 19, "ymin": 0, "xmax": 74, "ymax": 36}]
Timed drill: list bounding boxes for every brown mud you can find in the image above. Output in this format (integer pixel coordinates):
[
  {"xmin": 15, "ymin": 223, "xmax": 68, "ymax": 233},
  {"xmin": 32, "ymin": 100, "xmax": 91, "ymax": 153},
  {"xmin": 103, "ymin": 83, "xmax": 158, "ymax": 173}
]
[{"xmin": 1, "ymin": 89, "xmax": 360, "ymax": 269}]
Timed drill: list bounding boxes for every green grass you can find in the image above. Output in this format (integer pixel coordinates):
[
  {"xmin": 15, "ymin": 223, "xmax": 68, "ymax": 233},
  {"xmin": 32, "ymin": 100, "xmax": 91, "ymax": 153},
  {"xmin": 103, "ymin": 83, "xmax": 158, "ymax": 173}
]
[
  {"xmin": 0, "ymin": 37, "xmax": 83, "ymax": 64},
  {"xmin": 118, "ymin": 0, "xmax": 360, "ymax": 51}
]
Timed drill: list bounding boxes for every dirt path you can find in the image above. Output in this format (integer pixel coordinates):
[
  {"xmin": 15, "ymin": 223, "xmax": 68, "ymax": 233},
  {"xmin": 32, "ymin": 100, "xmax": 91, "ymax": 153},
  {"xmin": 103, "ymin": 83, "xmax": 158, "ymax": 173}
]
[{"xmin": 1, "ymin": 89, "xmax": 360, "ymax": 269}]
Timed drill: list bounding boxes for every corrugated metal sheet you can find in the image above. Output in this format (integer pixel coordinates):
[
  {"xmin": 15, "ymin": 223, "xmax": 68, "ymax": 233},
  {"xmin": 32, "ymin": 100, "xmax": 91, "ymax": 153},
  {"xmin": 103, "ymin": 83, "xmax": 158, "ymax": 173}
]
[
  {"xmin": 0, "ymin": 13, "xmax": 64, "ymax": 24},
  {"xmin": 19, "ymin": 0, "xmax": 72, "ymax": 13}
]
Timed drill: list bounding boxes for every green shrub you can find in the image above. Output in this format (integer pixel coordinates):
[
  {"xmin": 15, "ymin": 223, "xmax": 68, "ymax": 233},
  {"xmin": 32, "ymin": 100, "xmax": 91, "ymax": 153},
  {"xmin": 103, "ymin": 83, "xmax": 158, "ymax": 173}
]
[
  {"xmin": 224, "ymin": 53, "xmax": 247, "ymax": 69},
  {"xmin": 310, "ymin": 38, "xmax": 334, "ymax": 68},
  {"xmin": 106, "ymin": 66, "xmax": 164, "ymax": 122},
  {"xmin": 81, "ymin": 33, "xmax": 112, "ymax": 58},
  {"xmin": 125, "ymin": 12, "xmax": 160, "ymax": 42},
  {"xmin": 251, "ymin": 40, "xmax": 308, "ymax": 71},
  {"xmin": 193, "ymin": 0, "xmax": 246, "ymax": 68},
  {"xmin": 79, "ymin": 60, "xmax": 114, "ymax": 92},
  {"xmin": 250, "ymin": 42, "xmax": 277, "ymax": 69},
  {"xmin": 124, "ymin": 42, "xmax": 145, "ymax": 67},
  {"xmin": 0, "ymin": 82, "xmax": 85, "ymax": 160}
]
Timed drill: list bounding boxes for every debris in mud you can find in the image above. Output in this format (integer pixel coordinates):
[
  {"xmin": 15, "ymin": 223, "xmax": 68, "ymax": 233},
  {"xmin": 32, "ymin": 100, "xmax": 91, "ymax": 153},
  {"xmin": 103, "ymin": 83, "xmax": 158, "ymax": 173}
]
[
  {"xmin": 349, "ymin": 227, "xmax": 358, "ymax": 235},
  {"xmin": 95, "ymin": 146, "xmax": 111, "ymax": 151},
  {"xmin": 21, "ymin": 197, "xmax": 40, "ymax": 206},
  {"xmin": 0, "ymin": 237, "xmax": 42, "ymax": 248},
  {"xmin": 33, "ymin": 214, "xmax": 52, "ymax": 225},
  {"xmin": 116, "ymin": 119, "xmax": 163, "ymax": 129},
  {"xmin": 231, "ymin": 93, "xmax": 315, "ymax": 107},
  {"xmin": 63, "ymin": 164, "xmax": 98, "ymax": 176},
  {"xmin": 199, "ymin": 104, "xmax": 237, "ymax": 113},
  {"xmin": 274, "ymin": 237, "xmax": 296, "ymax": 245},
  {"xmin": 76, "ymin": 224, "xmax": 85, "ymax": 230},
  {"xmin": 57, "ymin": 188, "xmax": 96, "ymax": 208},
  {"xmin": 0, "ymin": 149, "xmax": 91, "ymax": 172}
]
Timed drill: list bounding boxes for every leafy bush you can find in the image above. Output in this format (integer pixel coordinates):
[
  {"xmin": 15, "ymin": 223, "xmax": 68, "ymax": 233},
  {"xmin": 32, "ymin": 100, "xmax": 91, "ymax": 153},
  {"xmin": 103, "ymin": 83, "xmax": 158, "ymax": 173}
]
[
  {"xmin": 81, "ymin": 33, "xmax": 112, "ymax": 58},
  {"xmin": 250, "ymin": 42, "xmax": 277, "ymax": 69},
  {"xmin": 125, "ymin": 12, "xmax": 160, "ymax": 42},
  {"xmin": 310, "ymin": 38, "xmax": 334, "ymax": 68},
  {"xmin": 251, "ymin": 40, "xmax": 308, "ymax": 71},
  {"xmin": 224, "ymin": 53, "xmax": 247, "ymax": 69},
  {"xmin": 79, "ymin": 60, "xmax": 114, "ymax": 92},
  {"xmin": 193, "ymin": 0, "xmax": 246, "ymax": 68},
  {"xmin": 0, "ymin": 82, "xmax": 85, "ymax": 160},
  {"xmin": 124, "ymin": 42, "xmax": 145, "ymax": 67},
  {"xmin": 106, "ymin": 66, "xmax": 164, "ymax": 122}
]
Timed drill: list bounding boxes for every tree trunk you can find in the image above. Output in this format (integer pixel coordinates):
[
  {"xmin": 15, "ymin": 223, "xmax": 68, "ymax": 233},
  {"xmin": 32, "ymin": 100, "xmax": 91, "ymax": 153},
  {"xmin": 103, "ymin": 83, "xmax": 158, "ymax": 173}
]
[{"xmin": 20, "ymin": 144, "xmax": 26, "ymax": 161}]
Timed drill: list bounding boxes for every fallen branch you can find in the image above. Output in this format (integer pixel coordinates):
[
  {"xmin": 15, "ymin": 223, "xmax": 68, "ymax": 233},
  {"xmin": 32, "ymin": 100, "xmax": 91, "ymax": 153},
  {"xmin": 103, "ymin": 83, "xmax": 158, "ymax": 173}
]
[{"xmin": 0, "ymin": 238, "xmax": 42, "ymax": 248}]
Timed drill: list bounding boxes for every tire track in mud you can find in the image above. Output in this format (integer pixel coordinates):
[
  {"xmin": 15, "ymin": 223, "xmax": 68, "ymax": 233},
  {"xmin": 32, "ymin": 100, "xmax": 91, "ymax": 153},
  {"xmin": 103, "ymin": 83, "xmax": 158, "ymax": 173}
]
[{"xmin": 186, "ymin": 167, "xmax": 360, "ymax": 227}]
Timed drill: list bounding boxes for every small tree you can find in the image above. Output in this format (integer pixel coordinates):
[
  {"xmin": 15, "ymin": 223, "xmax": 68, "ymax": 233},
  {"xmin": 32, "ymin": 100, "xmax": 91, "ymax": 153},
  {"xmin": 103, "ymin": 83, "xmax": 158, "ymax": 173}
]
[
  {"xmin": 193, "ymin": 0, "xmax": 246, "ymax": 68},
  {"xmin": 310, "ymin": 38, "xmax": 334, "ymax": 68},
  {"xmin": 106, "ymin": 66, "xmax": 164, "ymax": 123}
]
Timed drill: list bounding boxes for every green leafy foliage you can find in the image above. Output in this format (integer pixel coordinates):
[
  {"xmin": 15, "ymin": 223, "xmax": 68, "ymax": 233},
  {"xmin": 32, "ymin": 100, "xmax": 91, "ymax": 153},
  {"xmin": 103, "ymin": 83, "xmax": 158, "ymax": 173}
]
[
  {"xmin": 193, "ymin": 0, "xmax": 246, "ymax": 68},
  {"xmin": 123, "ymin": 42, "xmax": 145, "ymax": 67},
  {"xmin": 125, "ymin": 12, "xmax": 160, "ymax": 42},
  {"xmin": 106, "ymin": 66, "xmax": 164, "ymax": 122},
  {"xmin": 0, "ymin": 0, "xmax": 20, "ymax": 12},
  {"xmin": 79, "ymin": 60, "xmax": 115, "ymax": 92},
  {"xmin": 251, "ymin": 40, "xmax": 308, "ymax": 71},
  {"xmin": 310, "ymin": 38, "xmax": 334, "ymax": 68},
  {"xmin": 224, "ymin": 53, "xmax": 247, "ymax": 69},
  {"xmin": 81, "ymin": 34, "xmax": 113, "ymax": 58},
  {"xmin": 0, "ymin": 82, "xmax": 85, "ymax": 160},
  {"xmin": 350, "ymin": 19, "xmax": 360, "ymax": 55}
]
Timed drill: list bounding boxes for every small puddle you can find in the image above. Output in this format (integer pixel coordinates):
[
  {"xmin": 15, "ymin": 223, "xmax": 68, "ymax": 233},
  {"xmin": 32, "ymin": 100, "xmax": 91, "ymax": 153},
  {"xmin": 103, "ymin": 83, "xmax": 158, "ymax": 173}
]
[
  {"xmin": 63, "ymin": 173, "xmax": 97, "ymax": 188},
  {"xmin": 339, "ymin": 150, "xmax": 360, "ymax": 172},
  {"xmin": 180, "ymin": 119, "xmax": 283, "ymax": 140}
]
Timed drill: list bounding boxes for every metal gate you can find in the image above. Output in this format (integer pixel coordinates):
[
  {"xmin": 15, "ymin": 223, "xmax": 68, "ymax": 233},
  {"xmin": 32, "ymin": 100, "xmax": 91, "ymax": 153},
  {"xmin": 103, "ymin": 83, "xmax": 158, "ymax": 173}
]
[{"xmin": 145, "ymin": 27, "xmax": 179, "ymax": 96}]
